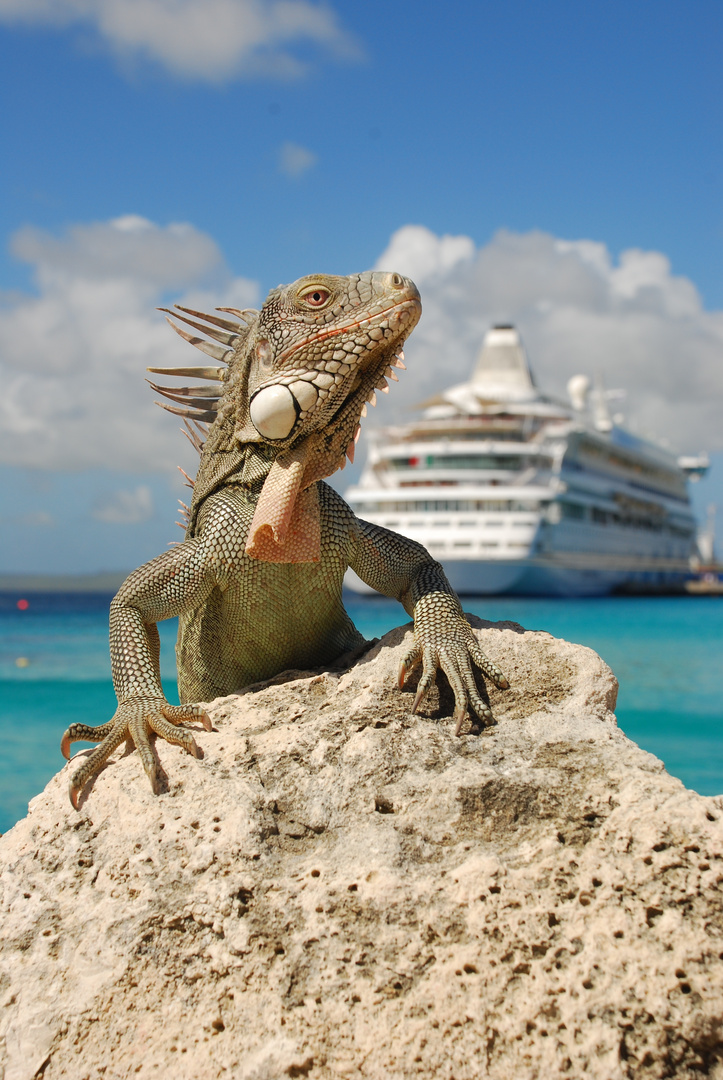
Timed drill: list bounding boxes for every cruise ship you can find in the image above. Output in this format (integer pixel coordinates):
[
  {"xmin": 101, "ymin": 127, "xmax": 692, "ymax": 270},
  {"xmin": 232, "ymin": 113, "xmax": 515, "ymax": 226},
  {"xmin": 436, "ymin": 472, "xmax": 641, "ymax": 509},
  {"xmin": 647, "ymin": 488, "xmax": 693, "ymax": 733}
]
[{"xmin": 345, "ymin": 326, "xmax": 707, "ymax": 596}]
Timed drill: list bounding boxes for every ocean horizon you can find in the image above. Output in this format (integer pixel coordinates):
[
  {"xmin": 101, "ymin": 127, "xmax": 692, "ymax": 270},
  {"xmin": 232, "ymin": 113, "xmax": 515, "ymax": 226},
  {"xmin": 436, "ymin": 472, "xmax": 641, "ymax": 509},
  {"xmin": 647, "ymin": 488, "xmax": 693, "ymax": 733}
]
[{"xmin": 1, "ymin": 589, "xmax": 721, "ymax": 834}]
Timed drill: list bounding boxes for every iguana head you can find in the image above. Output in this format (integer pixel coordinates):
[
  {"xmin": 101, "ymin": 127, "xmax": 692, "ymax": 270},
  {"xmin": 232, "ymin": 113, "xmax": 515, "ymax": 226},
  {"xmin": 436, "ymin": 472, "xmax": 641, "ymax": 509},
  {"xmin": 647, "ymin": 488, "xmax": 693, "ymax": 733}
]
[{"xmin": 149, "ymin": 271, "xmax": 421, "ymax": 561}]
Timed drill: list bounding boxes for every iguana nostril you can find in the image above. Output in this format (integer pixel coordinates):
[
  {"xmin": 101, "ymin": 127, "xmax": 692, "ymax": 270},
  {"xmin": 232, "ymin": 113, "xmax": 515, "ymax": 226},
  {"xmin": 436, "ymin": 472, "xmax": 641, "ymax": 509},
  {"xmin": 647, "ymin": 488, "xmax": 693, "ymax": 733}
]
[
  {"xmin": 391, "ymin": 273, "xmax": 403, "ymax": 287},
  {"xmin": 249, "ymin": 384, "xmax": 297, "ymax": 439}
]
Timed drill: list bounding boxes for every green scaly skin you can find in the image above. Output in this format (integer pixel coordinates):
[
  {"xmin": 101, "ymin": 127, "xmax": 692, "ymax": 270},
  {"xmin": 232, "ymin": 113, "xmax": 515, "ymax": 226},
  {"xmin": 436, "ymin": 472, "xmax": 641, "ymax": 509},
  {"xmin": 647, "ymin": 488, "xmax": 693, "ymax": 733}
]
[{"xmin": 61, "ymin": 272, "xmax": 509, "ymax": 808}]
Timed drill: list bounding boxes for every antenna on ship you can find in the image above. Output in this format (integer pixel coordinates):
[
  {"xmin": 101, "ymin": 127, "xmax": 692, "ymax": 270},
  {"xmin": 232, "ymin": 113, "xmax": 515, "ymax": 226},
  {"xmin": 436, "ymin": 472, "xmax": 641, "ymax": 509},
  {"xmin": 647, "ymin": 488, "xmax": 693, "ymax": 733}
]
[{"xmin": 567, "ymin": 374, "xmax": 591, "ymax": 412}]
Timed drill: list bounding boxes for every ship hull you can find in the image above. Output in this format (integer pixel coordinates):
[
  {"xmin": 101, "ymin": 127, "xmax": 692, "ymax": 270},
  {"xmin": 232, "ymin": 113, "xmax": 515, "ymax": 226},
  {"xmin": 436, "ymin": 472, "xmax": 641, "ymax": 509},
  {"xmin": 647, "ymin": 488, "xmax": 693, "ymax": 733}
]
[{"xmin": 346, "ymin": 557, "xmax": 690, "ymax": 598}]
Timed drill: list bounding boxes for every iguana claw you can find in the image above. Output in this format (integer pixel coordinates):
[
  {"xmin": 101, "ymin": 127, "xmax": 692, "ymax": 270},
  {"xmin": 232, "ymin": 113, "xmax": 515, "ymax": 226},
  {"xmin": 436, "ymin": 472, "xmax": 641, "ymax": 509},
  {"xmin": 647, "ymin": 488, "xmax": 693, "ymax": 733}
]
[
  {"xmin": 400, "ymin": 596, "xmax": 509, "ymax": 736},
  {"xmin": 62, "ymin": 699, "xmax": 211, "ymax": 809}
]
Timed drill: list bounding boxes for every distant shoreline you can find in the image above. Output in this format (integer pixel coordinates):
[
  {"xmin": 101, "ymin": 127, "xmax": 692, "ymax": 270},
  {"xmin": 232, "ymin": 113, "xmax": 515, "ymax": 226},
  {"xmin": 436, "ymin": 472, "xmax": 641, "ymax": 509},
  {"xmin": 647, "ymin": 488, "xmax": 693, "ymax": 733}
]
[{"xmin": 0, "ymin": 572, "xmax": 130, "ymax": 594}]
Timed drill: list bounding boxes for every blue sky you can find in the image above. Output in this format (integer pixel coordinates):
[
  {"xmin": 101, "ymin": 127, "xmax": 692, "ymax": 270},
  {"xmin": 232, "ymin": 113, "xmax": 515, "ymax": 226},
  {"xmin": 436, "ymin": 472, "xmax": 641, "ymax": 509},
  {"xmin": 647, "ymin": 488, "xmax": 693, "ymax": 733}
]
[{"xmin": 0, "ymin": 0, "xmax": 721, "ymax": 573}]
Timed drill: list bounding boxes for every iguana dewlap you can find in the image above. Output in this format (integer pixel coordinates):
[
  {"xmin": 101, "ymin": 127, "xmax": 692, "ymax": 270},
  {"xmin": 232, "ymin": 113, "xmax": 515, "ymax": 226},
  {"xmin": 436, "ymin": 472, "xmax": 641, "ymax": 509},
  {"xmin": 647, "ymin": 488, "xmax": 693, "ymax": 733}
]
[{"xmin": 61, "ymin": 272, "xmax": 508, "ymax": 808}]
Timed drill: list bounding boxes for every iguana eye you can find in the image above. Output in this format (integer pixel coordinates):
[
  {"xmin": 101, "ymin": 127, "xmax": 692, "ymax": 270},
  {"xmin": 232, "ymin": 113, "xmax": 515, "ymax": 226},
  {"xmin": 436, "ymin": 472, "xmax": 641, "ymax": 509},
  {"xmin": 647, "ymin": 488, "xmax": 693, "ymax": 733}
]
[{"xmin": 301, "ymin": 288, "xmax": 330, "ymax": 308}]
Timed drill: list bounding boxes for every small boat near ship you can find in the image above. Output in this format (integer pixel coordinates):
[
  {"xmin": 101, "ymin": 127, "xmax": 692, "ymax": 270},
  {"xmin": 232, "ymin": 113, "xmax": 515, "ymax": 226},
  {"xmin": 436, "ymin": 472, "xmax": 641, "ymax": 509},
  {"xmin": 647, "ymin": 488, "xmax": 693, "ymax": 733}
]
[{"xmin": 345, "ymin": 325, "xmax": 708, "ymax": 597}]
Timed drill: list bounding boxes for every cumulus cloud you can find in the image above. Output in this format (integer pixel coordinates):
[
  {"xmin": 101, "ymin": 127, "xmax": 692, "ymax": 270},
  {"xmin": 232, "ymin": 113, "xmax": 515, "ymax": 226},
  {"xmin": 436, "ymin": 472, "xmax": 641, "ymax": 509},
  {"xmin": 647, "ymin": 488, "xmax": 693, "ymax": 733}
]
[
  {"xmin": 2, "ymin": 218, "xmax": 719, "ymax": 480},
  {"xmin": 0, "ymin": 215, "xmax": 259, "ymax": 471},
  {"xmin": 0, "ymin": 0, "xmax": 359, "ymax": 81},
  {"xmin": 1, "ymin": 510, "xmax": 55, "ymax": 528},
  {"xmin": 278, "ymin": 140, "xmax": 317, "ymax": 178},
  {"xmin": 373, "ymin": 225, "xmax": 723, "ymax": 453},
  {"xmin": 91, "ymin": 484, "xmax": 153, "ymax": 523}
]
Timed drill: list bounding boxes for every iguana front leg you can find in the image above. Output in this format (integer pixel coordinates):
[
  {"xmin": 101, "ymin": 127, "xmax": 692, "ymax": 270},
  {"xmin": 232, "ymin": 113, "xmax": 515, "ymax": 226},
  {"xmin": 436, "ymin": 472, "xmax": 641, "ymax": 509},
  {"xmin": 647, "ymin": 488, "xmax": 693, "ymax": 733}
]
[
  {"xmin": 348, "ymin": 515, "xmax": 509, "ymax": 733},
  {"xmin": 61, "ymin": 540, "xmax": 215, "ymax": 807}
]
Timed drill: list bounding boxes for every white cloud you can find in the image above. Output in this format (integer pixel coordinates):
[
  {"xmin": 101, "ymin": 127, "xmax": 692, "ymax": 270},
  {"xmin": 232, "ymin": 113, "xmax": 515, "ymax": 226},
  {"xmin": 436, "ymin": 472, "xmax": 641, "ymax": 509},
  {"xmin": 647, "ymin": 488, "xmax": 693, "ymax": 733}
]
[
  {"xmin": 278, "ymin": 141, "xmax": 317, "ymax": 178},
  {"xmin": 9, "ymin": 511, "xmax": 55, "ymax": 528},
  {"xmin": 0, "ymin": 216, "xmax": 260, "ymax": 471},
  {"xmin": 372, "ymin": 225, "xmax": 723, "ymax": 453},
  {"xmin": 0, "ymin": 0, "xmax": 359, "ymax": 82},
  {"xmin": 2, "ymin": 218, "xmax": 719, "ymax": 482},
  {"xmin": 92, "ymin": 484, "xmax": 153, "ymax": 523}
]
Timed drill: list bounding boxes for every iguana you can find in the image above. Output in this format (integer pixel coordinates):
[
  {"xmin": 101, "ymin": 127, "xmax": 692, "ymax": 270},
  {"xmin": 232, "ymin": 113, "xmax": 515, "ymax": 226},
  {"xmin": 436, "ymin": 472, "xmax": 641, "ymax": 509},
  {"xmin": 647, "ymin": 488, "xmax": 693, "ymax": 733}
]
[{"xmin": 61, "ymin": 271, "xmax": 509, "ymax": 808}]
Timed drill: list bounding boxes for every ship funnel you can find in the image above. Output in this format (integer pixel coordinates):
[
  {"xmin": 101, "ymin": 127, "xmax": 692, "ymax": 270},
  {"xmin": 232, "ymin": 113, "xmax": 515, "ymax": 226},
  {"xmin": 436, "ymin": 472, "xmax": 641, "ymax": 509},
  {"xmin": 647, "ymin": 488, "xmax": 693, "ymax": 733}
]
[
  {"xmin": 470, "ymin": 325, "xmax": 536, "ymax": 401},
  {"xmin": 567, "ymin": 374, "xmax": 591, "ymax": 411}
]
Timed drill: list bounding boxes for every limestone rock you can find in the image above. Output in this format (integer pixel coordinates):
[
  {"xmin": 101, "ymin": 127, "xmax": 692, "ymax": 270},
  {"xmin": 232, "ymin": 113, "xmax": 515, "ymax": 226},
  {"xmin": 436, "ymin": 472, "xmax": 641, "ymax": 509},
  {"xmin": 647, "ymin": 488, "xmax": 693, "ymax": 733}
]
[{"xmin": 1, "ymin": 618, "xmax": 722, "ymax": 1080}]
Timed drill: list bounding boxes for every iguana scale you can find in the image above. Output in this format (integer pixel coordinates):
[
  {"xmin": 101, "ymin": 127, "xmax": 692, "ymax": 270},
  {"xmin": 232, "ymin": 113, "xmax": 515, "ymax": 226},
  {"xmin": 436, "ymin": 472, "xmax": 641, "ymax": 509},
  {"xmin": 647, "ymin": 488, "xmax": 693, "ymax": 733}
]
[{"xmin": 61, "ymin": 271, "xmax": 509, "ymax": 808}]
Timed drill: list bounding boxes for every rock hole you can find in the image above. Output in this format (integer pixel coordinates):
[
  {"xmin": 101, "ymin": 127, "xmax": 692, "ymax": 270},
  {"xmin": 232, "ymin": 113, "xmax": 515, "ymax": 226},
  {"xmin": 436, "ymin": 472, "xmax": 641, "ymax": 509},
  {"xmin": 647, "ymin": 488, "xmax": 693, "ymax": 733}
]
[
  {"xmin": 613, "ymin": 931, "xmax": 624, "ymax": 939},
  {"xmin": 582, "ymin": 979, "xmax": 593, "ymax": 989},
  {"xmin": 375, "ymin": 796, "xmax": 394, "ymax": 814},
  {"xmin": 675, "ymin": 969, "xmax": 686, "ymax": 978},
  {"xmin": 489, "ymin": 885, "xmax": 501, "ymax": 894},
  {"xmin": 190, "ymin": 821, "xmax": 200, "ymax": 830},
  {"xmin": 211, "ymin": 1019, "xmax": 225, "ymax": 1033},
  {"xmin": 311, "ymin": 869, "xmax": 321, "ymax": 877},
  {"xmin": 548, "ymin": 913, "xmax": 558, "ymax": 927},
  {"xmin": 557, "ymin": 832, "xmax": 566, "ymax": 844},
  {"xmin": 680, "ymin": 982, "xmax": 692, "ymax": 994},
  {"xmin": 463, "ymin": 963, "xmax": 478, "ymax": 974},
  {"xmin": 234, "ymin": 887, "xmax": 253, "ymax": 907},
  {"xmin": 706, "ymin": 812, "xmax": 717, "ymax": 822},
  {"xmin": 645, "ymin": 905, "xmax": 663, "ymax": 926},
  {"xmin": 591, "ymin": 878, "xmax": 602, "ymax": 888},
  {"xmin": 287, "ymin": 1058, "xmax": 314, "ymax": 1077},
  {"xmin": 348, "ymin": 883, "xmax": 358, "ymax": 892},
  {"xmin": 652, "ymin": 842, "xmax": 668, "ymax": 851}
]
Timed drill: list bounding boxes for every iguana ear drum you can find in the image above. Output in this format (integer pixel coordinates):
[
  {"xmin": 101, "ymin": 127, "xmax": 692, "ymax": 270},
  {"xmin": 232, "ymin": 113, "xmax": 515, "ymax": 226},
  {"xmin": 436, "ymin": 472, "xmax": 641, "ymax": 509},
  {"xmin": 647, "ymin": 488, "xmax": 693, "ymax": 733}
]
[{"xmin": 249, "ymin": 385, "xmax": 298, "ymax": 440}]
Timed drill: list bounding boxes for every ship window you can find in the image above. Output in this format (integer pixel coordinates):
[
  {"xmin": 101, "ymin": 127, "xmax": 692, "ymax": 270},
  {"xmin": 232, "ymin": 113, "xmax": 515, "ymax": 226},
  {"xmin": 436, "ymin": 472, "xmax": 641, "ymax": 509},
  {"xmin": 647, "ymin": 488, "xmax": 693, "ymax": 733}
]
[
  {"xmin": 453, "ymin": 541, "xmax": 472, "ymax": 548},
  {"xmin": 425, "ymin": 454, "xmax": 525, "ymax": 470},
  {"xmin": 561, "ymin": 501, "xmax": 587, "ymax": 520},
  {"xmin": 477, "ymin": 500, "xmax": 513, "ymax": 512},
  {"xmin": 459, "ymin": 520, "xmax": 476, "ymax": 526}
]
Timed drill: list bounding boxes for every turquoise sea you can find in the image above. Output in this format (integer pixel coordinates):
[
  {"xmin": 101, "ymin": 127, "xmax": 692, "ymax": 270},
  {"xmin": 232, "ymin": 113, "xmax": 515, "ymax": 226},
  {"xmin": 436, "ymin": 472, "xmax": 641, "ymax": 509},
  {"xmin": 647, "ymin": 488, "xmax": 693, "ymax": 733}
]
[{"xmin": 1, "ymin": 591, "xmax": 721, "ymax": 834}]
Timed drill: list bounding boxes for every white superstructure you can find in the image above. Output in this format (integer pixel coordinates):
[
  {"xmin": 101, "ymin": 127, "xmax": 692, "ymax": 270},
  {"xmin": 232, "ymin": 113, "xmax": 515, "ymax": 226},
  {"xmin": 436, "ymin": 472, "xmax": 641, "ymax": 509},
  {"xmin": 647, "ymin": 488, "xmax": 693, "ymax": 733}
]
[{"xmin": 345, "ymin": 326, "xmax": 704, "ymax": 596}]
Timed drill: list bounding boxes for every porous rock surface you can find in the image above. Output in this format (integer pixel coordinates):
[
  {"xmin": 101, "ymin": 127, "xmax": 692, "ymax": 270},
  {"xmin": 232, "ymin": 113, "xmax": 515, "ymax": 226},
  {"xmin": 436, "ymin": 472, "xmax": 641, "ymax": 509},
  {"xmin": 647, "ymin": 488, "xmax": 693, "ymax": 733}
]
[{"xmin": 1, "ymin": 618, "xmax": 722, "ymax": 1080}]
